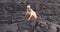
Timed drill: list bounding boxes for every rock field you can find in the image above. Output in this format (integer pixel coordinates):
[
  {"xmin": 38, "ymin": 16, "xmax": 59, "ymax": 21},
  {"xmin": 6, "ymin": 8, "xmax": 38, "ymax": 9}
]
[{"xmin": 0, "ymin": 0, "xmax": 60, "ymax": 32}]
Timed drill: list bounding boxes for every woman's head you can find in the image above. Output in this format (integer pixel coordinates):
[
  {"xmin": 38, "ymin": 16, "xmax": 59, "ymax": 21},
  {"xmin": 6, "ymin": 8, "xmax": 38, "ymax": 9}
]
[{"xmin": 27, "ymin": 5, "xmax": 32, "ymax": 11}]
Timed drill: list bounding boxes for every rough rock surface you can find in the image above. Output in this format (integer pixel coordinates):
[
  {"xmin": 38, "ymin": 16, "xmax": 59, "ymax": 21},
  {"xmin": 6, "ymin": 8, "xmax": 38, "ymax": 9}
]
[{"xmin": 0, "ymin": 0, "xmax": 60, "ymax": 32}]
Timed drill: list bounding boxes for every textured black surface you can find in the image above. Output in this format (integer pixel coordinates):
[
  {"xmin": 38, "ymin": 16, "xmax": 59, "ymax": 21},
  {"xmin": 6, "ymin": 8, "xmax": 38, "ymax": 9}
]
[{"xmin": 0, "ymin": 0, "xmax": 60, "ymax": 32}]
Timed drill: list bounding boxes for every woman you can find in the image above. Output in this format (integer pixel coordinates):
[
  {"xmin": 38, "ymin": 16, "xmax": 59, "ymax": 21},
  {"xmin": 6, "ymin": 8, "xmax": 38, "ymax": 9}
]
[{"xmin": 25, "ymin": 5, "xmax": 37, "ymax": 20}]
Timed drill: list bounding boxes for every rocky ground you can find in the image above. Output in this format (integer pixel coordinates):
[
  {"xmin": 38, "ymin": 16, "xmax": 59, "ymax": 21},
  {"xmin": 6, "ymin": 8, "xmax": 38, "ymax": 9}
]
[{"xmin": 0, "ymin": 0, "xmax": 60, "ymax": 32}]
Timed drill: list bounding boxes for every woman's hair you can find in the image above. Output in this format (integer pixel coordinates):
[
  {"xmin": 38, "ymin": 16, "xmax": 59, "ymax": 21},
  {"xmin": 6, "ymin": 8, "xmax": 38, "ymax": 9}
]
[{"xmin": 27, "ymin": 5, "xmax": 31, "ymax": 8}]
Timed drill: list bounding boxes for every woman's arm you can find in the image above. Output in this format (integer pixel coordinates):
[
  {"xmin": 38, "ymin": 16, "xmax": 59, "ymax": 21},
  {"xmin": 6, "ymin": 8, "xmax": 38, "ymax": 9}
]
[{"xmin": 28, "ymin": 13, "xmax": 32, "ymax": 20}]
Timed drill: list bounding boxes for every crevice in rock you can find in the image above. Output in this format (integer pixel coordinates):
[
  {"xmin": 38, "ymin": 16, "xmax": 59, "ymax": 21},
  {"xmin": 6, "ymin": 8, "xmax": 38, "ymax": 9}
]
[
  {"xmin": 0, "ymin": 20, "xmax": 22, "ymax": 24},
  {"xmin": 39, "ymin": 13, "xmax": 60, "ymax": 16},
  {"xmin": 57, "ymin": 27, "xmax": 60, "ymax": 32},
  {"xmin": 16, "ymin": 23, "xmax": 19, "ymax": 32},
  {"xmin": 31, "ymin": 21, "xmax": 38, "ymax": 32}
]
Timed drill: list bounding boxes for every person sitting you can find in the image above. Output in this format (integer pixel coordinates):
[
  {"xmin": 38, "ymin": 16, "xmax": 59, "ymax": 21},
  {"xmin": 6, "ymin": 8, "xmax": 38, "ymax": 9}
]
[{"xmin": 25, "ymin": 5, "xmax": 37, "ymax": 20}]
